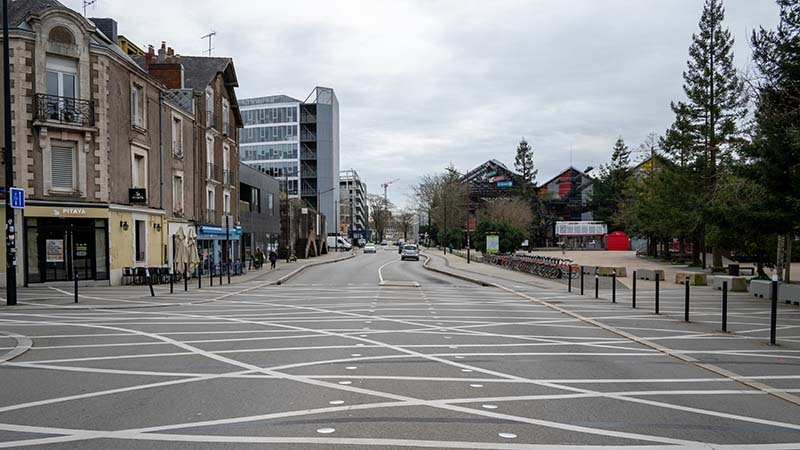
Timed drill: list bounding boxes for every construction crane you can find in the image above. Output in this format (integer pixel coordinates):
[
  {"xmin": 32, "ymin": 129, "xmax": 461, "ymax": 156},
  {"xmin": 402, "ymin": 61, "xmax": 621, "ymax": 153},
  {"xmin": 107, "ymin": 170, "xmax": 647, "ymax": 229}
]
[{"xmin": 382, "ymin": 178, "xmax": 399, "ymax": 203}]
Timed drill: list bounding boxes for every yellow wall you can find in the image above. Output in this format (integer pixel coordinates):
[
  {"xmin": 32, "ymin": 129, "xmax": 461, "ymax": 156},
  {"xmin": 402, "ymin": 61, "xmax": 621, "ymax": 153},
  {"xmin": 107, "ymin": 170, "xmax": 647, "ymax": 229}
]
[{"xmin": 109, "ymin": 210, "xmax": 166, "ymax": 271}]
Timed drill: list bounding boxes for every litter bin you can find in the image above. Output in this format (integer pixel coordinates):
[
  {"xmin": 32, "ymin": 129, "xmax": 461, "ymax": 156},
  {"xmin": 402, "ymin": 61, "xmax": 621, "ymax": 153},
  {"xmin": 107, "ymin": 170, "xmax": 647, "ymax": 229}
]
[{"xmin": 728, "ymin": 264, "xmax": 740, "ymax": 276}]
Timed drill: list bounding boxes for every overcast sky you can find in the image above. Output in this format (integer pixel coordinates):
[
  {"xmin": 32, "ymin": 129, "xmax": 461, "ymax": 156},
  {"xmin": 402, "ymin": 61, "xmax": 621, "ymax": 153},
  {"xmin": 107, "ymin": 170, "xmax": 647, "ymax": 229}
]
[{"xmin": 65, "ymin": 0, "xmax": 779, "ymax": 208}]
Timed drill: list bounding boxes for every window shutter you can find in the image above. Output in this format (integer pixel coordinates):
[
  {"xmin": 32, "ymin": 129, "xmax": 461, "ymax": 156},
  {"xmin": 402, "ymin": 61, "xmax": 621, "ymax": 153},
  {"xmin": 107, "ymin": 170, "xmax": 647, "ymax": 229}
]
[{"xmin": 51, "ymin": 145, "xmax": 74, "ymax": 189}]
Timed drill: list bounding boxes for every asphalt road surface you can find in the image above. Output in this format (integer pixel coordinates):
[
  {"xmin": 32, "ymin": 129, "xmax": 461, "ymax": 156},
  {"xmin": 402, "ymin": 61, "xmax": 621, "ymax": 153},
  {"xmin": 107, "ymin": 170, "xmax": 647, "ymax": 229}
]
[{"xmin": 0, "ymin": 248, "xmax": 798, "ymax": 449}]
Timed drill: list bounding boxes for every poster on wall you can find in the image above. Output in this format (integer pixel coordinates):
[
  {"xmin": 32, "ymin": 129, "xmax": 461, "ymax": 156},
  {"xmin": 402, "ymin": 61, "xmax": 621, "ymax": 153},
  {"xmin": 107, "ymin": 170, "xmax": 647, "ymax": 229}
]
[
  {"xmin": 486, "ymin": 234, "xmax": 500, "ymax": 254},
  {"xmin": 46, "ymin": 239, "xmax": 64, "ymax": 262}
]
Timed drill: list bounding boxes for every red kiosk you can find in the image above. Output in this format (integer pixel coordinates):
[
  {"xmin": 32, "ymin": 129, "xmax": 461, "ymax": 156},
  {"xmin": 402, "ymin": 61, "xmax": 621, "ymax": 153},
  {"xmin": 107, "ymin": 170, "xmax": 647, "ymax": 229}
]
[{"xmin": 606, "ymin": 231, "xmax": 630, "ymax": 251}]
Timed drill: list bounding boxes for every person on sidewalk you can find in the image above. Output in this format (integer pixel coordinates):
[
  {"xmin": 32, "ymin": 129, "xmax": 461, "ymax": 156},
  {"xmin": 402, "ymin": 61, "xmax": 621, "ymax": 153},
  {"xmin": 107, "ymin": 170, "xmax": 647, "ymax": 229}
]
[
  {"xmin": 255, "ymin": 248, "xmax": 265, "ymax": 269},
  {"xmin": 269, "ymin": 250, "xmax": 278, "ymax": 270}
]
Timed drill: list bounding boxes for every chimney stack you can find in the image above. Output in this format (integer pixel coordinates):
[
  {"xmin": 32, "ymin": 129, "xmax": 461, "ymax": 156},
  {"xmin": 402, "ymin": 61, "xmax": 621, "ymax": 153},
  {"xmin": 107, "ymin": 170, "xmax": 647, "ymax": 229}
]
[{"xmin": 145, "ymin": 41, "xmax": 184, "ymax": 89}]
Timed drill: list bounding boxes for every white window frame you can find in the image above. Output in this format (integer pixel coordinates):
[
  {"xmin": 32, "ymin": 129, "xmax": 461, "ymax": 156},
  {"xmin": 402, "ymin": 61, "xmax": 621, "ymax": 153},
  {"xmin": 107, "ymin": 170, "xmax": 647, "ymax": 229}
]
[
  {"xmin": 205, "ymin": 87, "xmax": 214, "ymax": 127},
  {"xmin": 45, "ymin": 56, "xmax": 78, "ymax": 98},
  {"xmin": 171, "ymin": 114, "xmax": 183, "ymax": 157},
  {"xmin": 131, "ymin": 81, "xmax": 146, "ymax": 129},
  {"xmin": 173, "ymin": 172, "xmax": 184, "ymax": 215},
  {"xmin": 131, "ymin": 145, "xmax": 148, "ymax": 189}
]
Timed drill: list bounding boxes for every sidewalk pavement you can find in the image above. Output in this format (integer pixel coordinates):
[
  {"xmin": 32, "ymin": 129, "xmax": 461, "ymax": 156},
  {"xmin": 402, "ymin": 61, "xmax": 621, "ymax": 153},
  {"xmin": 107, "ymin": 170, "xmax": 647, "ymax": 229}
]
[{"xmin": 4, "ymin": 250, "xmax": 356, "ymax": 309}]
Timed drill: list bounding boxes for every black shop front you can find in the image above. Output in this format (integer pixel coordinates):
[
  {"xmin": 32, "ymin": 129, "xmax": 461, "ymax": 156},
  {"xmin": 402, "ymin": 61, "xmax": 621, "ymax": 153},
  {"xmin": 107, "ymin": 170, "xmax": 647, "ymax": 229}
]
[{"xmin": 23, "ymin": 205, "xmax": 109, "ymax": 284}]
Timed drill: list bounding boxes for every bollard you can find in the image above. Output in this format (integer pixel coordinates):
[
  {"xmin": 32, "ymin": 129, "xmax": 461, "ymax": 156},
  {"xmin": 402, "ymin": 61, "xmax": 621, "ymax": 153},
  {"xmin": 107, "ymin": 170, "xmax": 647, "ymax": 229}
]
[
  {"xmin": 594, "ymin": 272, "xmax": 599, "ymax": 299},
  {"xmin": 655, "ymin": 275, "xmax": 660, "ymax": 315},
  {"xmin": 146, "ymin": 269, "xmax": 155, "ymax": 297},
  {"xmin": 721, "ymin": 280, "xmax": 728, "ymax": 332},
  {"xmin": 170, "ymin": 268, "xmax": 174, "ymax": 294},
  {"xmin": 770, "ymin": 279, "xmax": 778, "ymax": 345},
  {"xmin": 74, "ymin": 271, "xmax": 79, "ymax": 304},
  {"xmin": 219, "ymin": 263, "xmax": 223, "ymax": 285},
  {"xmin": 210, "ymin": 263, "xmax": 214, "ymax": 286},
  {"xmin": 611, "ymin": 271, "xmax": 616, "ymax": 303},
  {"xmin": 227, "ymin": 262, "xmax": 231, "ymax": 285},
  {"xmin": 632, "ymin": 270, "xmax": 637, "ymax": 308},
  {"xmin": 580, "ymin": 266, "xmax": 584, "ymax": 295},
  {"xmin": 184, "ymin": 263, "xmax": 188, "ymax": 292},
  {"xmin": 684, "ymin": 276, "xmax": 690, "ymax": 322},
  {"xmin": 568, "ymin": 265, "xmax": 572, "ymax": 293}
]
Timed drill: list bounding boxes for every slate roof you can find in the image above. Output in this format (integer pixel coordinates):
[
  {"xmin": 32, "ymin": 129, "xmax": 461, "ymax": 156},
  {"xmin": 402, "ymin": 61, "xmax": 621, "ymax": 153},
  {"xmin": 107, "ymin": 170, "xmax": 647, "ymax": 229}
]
[{"xmin": 2, "ymin": 0, "xmax": 66, "ymax": 27}]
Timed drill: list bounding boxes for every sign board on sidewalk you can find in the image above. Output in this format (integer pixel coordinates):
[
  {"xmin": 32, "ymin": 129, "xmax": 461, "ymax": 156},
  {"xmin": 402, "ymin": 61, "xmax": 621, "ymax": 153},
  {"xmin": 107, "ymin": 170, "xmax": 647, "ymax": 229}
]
[
  {"xmin": 486, "ymin": 234, "xmax": 500, "ymax": 254},
  {"xmin": 9, "ymin": 188, "xmax": 24, "ymax": 209}
]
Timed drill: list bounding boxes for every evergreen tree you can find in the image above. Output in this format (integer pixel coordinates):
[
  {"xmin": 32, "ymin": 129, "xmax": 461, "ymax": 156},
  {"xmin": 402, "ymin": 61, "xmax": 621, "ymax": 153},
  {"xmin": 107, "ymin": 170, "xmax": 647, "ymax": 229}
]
[
  {"xmin": 513, "ymin": 138, "xmax": 537, "ymax": 198},
  {"xmin": 590, "ymin": 138, "xmax": 632, "ymax": 231},
  {"xmin": 744, "ymin": 0, "xmax": 800, "ymax": 278},
  {"xmin": 662, "ymin": 0, "xmax": 747, "ymax": 266}
]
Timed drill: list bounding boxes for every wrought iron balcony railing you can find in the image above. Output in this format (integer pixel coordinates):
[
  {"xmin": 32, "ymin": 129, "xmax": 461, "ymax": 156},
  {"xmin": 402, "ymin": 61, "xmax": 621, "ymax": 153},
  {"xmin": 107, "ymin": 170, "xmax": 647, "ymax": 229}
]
[
  {"xmin": 206, "ymin": 208, "xmax": 217, "ymax": 223},
  {"xmin": 222, "ymin": 169, "xmax": 231, "ymax": 185},
  {"xmin": 206, "ymin": 163, "xmax": 218, "ymax": 181},
  {"xmin": 35, "ymin": 94, "xmax": 94, "ymax": 127}
]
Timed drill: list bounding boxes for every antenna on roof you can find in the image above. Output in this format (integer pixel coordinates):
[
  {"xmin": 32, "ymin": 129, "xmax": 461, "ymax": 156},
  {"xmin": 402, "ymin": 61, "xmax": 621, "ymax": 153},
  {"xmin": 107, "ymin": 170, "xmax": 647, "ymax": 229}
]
[
  {"xmin": 83, "ymin": 0, "xmax": 98, "ymax": 17},
  {"xmin": 201, "ymin": 31, "xmax": 216, "ymax": 56}
]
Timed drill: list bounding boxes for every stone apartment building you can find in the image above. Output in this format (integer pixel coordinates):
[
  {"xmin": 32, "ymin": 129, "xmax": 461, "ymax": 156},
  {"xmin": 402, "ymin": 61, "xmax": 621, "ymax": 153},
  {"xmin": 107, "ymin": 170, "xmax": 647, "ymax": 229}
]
[{"xmin": 0, "ymin": 1, "xmax": 241, "ymax": 285}]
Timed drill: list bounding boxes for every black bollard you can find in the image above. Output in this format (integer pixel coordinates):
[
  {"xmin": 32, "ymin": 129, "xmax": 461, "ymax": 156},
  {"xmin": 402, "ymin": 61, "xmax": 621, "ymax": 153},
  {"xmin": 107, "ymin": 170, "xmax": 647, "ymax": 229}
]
[
  {"xmin": 227, "ymin": 261, "xmax": 231, "ymax": 285},
  {"xmin": 210, "ymin": 263, "xmax": 214, "ymax": 286},
  {"xmin": 219, "ymin": 263, "xmax": 223, "ymax": 285},
  {"xmin": 611, "ymin": 271, "xmax": 616, "ymax": 303},
  {"xmin": 184, "ymin": 263, "xmax": 188, "ymax": 292},
  {"xmin": 655, "ymin": 275, "xmax": 660, "ymax": 315},
  {"xmin": 684, "ymin": 276, "xmax": 690, "ymax": 322},
  {"xmin": 568, "ymin": 265, "xmax": 572, "ymax": 293},
  {"xmin": 632, "ymin": 271, "xmax": 637, "ymax": 308},
  {"xmin": 594, "ymin": 273, "xmax": 599, "ymax": 299},
  {"xmin": 580, "ymin": 267, "xmax": 584, "ymax": 295},
  {"xmin": 147, "ymin": 269, "xmax": 155, "ymax": 297},
  {"xmin": 74, "ymin": 271, "xmax": 79, "ymax": 304},
  {"xmin": 721, "ymin": 280, "xmax": 728, "ymax": 332},
  {"xmin": 170, "ymin": 268, "xmax": 173, "ymax": 294},
  {"xmin": 770, "ymin": 279, "xmax": 778, "ymax": 345}
]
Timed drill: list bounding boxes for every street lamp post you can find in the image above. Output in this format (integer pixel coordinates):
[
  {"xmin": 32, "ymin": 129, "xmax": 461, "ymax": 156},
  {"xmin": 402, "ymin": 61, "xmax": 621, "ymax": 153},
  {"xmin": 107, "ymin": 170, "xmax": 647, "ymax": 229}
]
[{"xmin": 3, "ymin": 0, "xmax": 17, "ymax": 305}]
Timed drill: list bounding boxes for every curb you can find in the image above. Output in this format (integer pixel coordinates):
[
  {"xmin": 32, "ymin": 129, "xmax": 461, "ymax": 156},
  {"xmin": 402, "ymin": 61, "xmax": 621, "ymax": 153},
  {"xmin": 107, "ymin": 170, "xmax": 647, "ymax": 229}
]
[
  {"xmin": 421, "ymin": 253, "xmax": 491, "ymax": 287},
  {"xmin": 0, "ymin": 330, "xmax": 32, "ymax": 363},
  {"xmin": 421, "ymin": 251, "xmax": 800, "ymax": 408},
  {"xmin": 3, "ymin": 253, "xmax": 357, "ymax": 311}
]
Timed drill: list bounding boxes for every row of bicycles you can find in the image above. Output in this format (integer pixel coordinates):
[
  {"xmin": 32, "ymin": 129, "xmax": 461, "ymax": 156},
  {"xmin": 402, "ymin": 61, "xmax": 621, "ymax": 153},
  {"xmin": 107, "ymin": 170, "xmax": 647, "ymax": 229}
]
[{"xmin": 482, "ymin": 254, "xmax": 579, "ymax": 279}]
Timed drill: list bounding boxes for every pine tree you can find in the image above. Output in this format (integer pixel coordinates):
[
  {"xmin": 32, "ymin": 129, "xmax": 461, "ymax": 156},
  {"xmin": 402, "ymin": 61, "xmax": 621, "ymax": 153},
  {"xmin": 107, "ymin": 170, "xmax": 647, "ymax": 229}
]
[
  {"xmin": 662, "ymin": 0, "xmax": 747, "ymax": 267},
  {"xmin": 745, "ymin": 0, "xmax": 800, "ymax": 279},
  {"xmin": 514, "ymin": 138, "xmax": 537, "ymax": 199},
  {"xmin": 610, "ymin": 137, "xmax": 631, "ymax": 170}
]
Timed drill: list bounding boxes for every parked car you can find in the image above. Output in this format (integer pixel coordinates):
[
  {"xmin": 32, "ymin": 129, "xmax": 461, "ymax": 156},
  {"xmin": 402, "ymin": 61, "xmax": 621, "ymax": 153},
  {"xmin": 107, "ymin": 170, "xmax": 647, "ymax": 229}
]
[
  {"xmin": 400, "ymin": 244, "xmax": 419, "ymax": 261},
  {"xmin": 364, "ymin": 244, "xmax": 377, "ymax": 254},
  {"xmin": 380, "ymin": 240, "xmax": 388, "ymax": 246}
]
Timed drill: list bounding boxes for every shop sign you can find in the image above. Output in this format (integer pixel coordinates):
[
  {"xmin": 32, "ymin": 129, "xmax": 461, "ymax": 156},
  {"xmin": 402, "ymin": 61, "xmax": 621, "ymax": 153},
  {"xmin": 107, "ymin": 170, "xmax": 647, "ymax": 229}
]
[
  {"xmin": 46, "ymin": 239, "xmax": 64, "ymax": 262},
  {"xmin": 129, "ymin": 188, "xmax": 147, "ymax": 203},
  {"xmin": 24, "ymin": 206, "xmax": 109, "ymax": 219},
  {"xmin": 486, "ymin": 234, "xmax": 500, "ymax": 254}
]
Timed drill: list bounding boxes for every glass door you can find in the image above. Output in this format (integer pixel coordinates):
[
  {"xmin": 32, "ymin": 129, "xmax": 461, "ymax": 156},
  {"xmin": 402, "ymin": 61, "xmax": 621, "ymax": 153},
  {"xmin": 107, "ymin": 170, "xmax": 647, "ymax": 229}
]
[{"xmin": 71, "ymin": 224, "xmax": 94, "ymax": 281}]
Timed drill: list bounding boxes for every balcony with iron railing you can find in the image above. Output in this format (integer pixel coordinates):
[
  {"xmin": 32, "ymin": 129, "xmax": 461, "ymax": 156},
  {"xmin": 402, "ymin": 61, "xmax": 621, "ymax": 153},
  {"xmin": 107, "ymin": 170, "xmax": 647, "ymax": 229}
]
[
  {"xmin": 35, "ymin": 94, "xmax": 95, "ymax": 127},
  {"xmin": 222, "ymin": 169, "xmax": 232, "ymax": 185},
  {"xmin": 300, "ymin": 146, "xmax": 317, "ymax": 160},
  {"xmin": 206, "ymin": 208, "xmax": 217, "ymax": 223},
  {"xmin": 300, "ymin": 112, "xmax": 316, "ymax": 123},
  {"xmin": 206, "ymin": 110, "xmax": 216, "ymax": 130},
  {"xmin": 222, "ymin": 121, "xmax": 231, "ymax": 137},
  {"xmin": 206, "ymin": 163, "xmax": 219, "ymax": 181},
  {"xmin": 300, "ymin": 130, "xmax": 316, "ymax": 141}
]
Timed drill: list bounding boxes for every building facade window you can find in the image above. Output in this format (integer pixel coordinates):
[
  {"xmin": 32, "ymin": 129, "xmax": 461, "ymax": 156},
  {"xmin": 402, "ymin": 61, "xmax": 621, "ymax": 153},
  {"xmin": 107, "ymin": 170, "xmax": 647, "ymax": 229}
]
[
  {"xmin": 239, "ymin": 125, "xmax": 298, "ymax": 144},
  {"xmin": 205, "ymin": 87, "xmax": 214, "ymax": 128},
  {"xmin": 172, "ymin": 115, "xmax": 183, "ymax": 157},
  {"xmin": 223, "ymin": 191, "xmax": 231, "ymax": 215},
  {"xmin": 131, "ymin": 83, "xmax": 145, "ymax": 129},
  {"xmin": 268, "ymin": 192, "xmax": 273, "ymax": 216},
  {"xmin": 50, "ymin": 143, "xmax": 76, "ymax": 191},
  {"xmin": 131, "ymin": 149, "xmax": 147, "ymax": 189},
  {"xmin": 173, "ymin": 175, "xmax": 184, "ymax": 214},
  {"xmin": 222, "ymin": 98, "xmax": 230, "ymax": 135},
  {"xmin": 45, "ymin": 56, "xmax": 77, "ymax": 99},
  {"xmin": 134, "ymin": 220, "xmax": 146, "ymax": 262}
]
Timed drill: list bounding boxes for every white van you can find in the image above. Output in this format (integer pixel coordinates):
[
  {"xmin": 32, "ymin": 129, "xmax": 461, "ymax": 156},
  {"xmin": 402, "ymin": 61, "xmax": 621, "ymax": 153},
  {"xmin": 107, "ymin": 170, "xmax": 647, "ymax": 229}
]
[{"xmin": 327, "ymin": 236, "xmax": 352, "ymax": 250}]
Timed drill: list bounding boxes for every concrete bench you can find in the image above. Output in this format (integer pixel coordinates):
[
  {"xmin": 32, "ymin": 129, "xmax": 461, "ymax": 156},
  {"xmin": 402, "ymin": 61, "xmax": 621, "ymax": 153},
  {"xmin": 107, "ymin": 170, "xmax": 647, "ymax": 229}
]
[
  {"xmin": 635, "ymin": 269, "xmax": 664, "ymax": 281},
  {"xmin": 749, "ymin": 280, "xmax": 772, "ymax": 298},
  {"xmin": 675, "ymin": 272, "xmax": 707, "ymax": 286},
  {"xmin": 779, "ymin": 283, "xmax": 800, "ymax": 306},
  {"xmin": 712, "ymin": 275, "xmax": 747, "ymax": 292},
  {"xmin": 581, "ymin": 266, "xmax": 626, "ymax": 277},
  {"xmin": 581, "ymin": 265, "xmax": 597, "ymax": 275}
]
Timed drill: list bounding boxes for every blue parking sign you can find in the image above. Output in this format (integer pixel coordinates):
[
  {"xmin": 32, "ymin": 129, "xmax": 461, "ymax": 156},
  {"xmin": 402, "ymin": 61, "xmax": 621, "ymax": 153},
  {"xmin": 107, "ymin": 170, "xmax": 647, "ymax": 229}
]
[{"xmin": 9, "ymin": 188, "xmax": 24, "ymax": 209}]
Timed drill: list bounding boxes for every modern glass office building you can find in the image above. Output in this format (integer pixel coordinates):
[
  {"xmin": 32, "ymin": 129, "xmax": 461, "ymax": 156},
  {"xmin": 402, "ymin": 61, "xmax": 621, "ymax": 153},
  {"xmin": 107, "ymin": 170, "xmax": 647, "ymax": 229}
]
[{"xmin": 239, "ymin": 88, "xmax": 340, "ymax": 234}]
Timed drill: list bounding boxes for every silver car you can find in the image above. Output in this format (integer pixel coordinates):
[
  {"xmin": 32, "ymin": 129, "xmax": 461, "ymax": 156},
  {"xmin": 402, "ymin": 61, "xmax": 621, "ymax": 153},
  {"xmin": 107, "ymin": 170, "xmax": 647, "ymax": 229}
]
[
  {"xmin": 364, "ymin": 244, "xmax": 377, "ymax": 254},
  {"xmin": 400, "ymin": 244, "xmax": 419, "ymax": 261}
]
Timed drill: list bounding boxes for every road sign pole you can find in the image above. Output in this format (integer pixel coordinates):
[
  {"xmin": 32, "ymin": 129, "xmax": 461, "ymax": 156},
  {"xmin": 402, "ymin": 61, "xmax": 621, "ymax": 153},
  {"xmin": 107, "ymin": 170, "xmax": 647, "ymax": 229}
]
[{"xmin": 3, "ymin": 0, "xmax": 17, "ymax": 306}]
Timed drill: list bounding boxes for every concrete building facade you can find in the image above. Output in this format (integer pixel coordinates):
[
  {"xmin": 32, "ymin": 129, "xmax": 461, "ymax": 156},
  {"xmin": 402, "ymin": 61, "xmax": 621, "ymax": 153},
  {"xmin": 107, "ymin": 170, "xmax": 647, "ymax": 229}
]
[{"xmin": 238, "ymin": 162, "xmax": 281, "ymax": 261}]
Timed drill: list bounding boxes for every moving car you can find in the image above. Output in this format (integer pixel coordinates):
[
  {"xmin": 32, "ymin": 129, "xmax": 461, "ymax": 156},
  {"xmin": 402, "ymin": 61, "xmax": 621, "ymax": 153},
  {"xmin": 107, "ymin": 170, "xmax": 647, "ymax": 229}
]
[
  {"xmin": 400, "ymin": 244, "xmax": 419, "ymax": 261},
  {"xmin": 380, "ymin": 240, "xmax": 388, "ymax": 246},
  {"xmin": 364, "ymin": 243, "xmax": 377, "ymax": 254}
]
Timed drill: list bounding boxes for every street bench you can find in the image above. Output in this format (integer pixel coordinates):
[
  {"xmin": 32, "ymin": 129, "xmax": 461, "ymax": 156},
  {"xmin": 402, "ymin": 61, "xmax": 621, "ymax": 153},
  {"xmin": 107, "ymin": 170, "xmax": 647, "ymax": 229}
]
[
  {"xmin": 675, "ymin": 271, "xmax": 707, "ymax": 286},
  {"xmin": 635, "ymin": 268, "xmax": 665, "ymax": 281},
  {"xmin": 712, "ymin": 275, "xmax": 747, "ymax": 292}
]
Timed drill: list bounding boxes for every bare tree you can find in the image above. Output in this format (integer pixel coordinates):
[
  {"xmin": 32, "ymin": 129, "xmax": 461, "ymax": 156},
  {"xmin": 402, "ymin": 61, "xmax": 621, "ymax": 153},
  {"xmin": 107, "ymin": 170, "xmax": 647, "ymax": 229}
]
[
  {"xmin": 395, "ymin": 210, "xmax": 416, "ymax": 241},
  {"xmin": 368, "ymin": 194, "xmax": 394, "ymax": 242},
  {"xmin": 411, "ymin": 166, "xmax": 468, "ymax": 237},
  {"xmin": 479, "ymin": 198, "xmax": 534, "ymax": 233}
]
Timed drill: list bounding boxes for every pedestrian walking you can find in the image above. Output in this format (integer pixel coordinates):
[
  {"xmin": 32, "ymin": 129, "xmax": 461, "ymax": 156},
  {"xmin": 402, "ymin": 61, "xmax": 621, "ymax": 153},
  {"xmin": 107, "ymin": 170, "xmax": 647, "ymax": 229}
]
[
  {"xmin": 269, "ymin": 250, "xmax": 278, "ymax": 270},
  {"xmin": 561, "ymin": 241, "xmax": 566, "ymax": 255}
]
